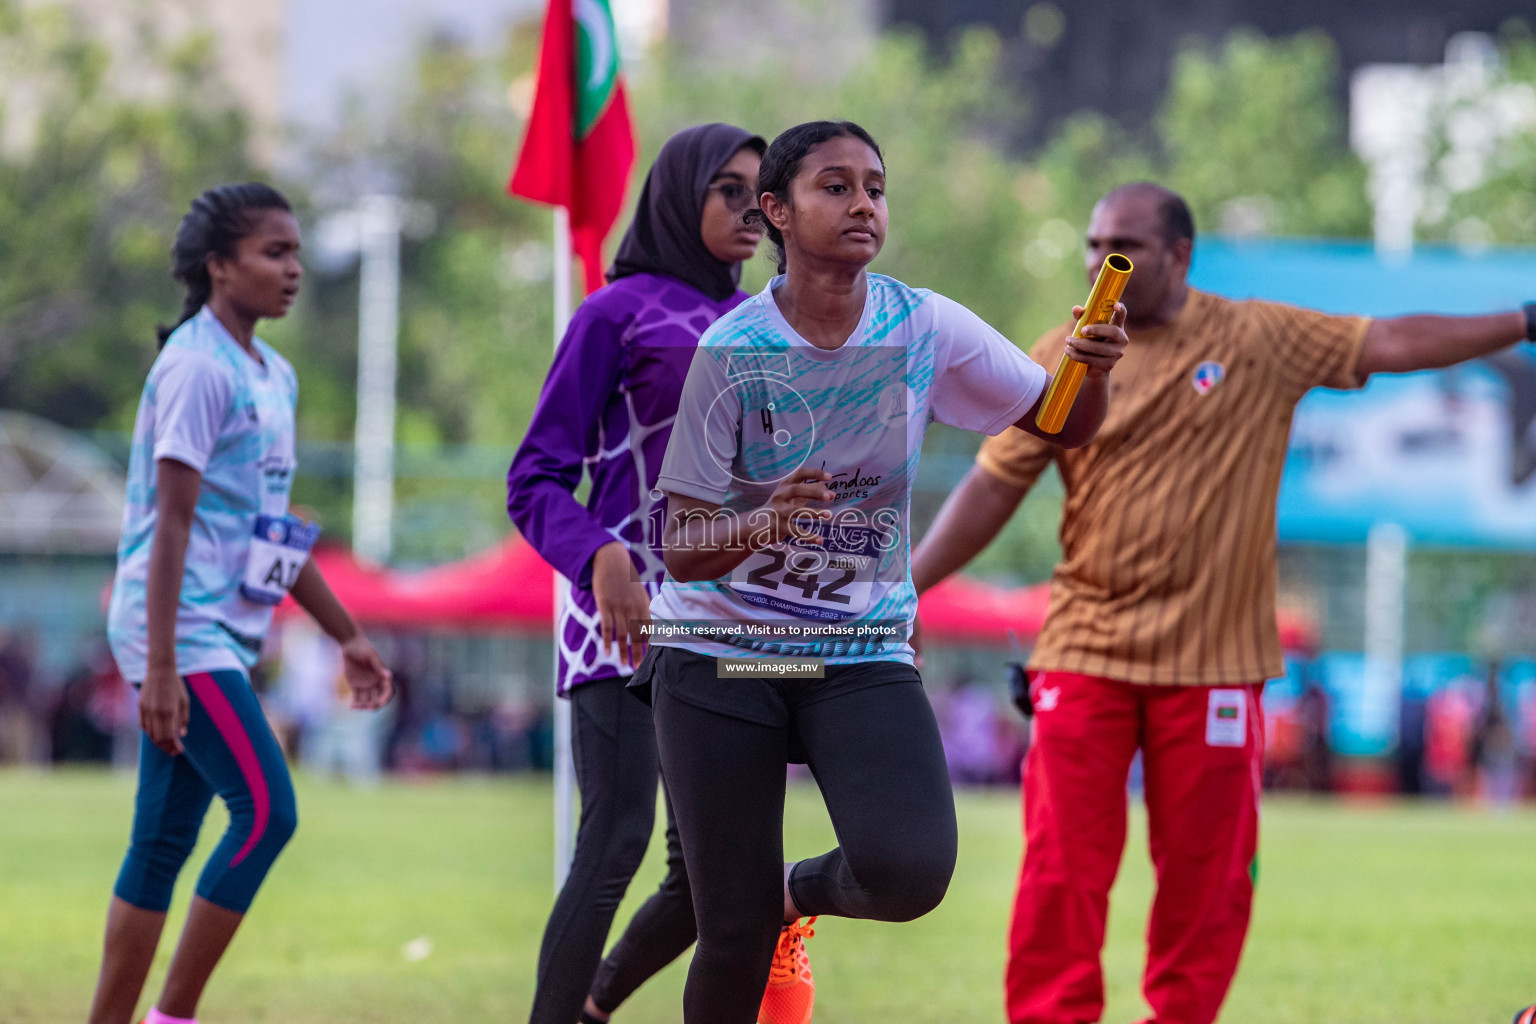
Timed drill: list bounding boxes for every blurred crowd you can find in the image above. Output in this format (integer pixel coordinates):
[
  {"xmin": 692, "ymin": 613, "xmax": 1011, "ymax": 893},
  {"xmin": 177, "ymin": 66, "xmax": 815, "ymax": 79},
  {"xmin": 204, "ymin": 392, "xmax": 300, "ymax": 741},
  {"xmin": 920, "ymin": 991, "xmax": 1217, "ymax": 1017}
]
[
  {"xmin": 1395, "ymin": 665, "xmax": 1533, "ymax": 802},
  {"xmin": 0, "ymin": 622, "xmax": 554, "ymax": 778},
  {"xmin": 0, "ymin": 626, "xmax": 137, "ymax": 766},
  {"xmin": 1255, "ymin": 664, "xmax": 1535, "ymax": 801},
  {"xmin": 5, "ymin": 623, "xmax": 1534, "ymax": 801},
  {"xmin": 934, "ymin": 667, "xmax": 1536, "ymax": 801},
  {"xmin": 262, "ymin": 623, "xmax": 555, "ymax": 781}
]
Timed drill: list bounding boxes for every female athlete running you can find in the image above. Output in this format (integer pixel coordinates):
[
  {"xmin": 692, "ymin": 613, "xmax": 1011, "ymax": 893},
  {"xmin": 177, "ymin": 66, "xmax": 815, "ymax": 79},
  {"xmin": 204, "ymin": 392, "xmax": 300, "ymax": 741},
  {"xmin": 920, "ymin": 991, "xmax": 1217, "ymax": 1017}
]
[{"xmin": 638, "ymin": 120, "xmax": 1128, "ymax": 1024}]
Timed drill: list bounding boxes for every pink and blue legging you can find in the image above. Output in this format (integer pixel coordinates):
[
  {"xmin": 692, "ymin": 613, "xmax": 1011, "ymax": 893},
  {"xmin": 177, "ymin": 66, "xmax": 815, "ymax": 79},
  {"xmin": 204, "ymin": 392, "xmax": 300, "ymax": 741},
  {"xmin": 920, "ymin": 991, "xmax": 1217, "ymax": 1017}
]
[{"xmin": 114, "ymin": 669, "xmax": 297, "ymax": 914}]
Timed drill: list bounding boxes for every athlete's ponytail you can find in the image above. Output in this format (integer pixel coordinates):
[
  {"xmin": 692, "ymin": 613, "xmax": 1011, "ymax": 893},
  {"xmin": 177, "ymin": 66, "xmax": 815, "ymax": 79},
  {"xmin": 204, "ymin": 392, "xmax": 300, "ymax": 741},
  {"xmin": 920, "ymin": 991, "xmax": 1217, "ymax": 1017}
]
[
  {"xmin": 157, "ymin": 183, "xmax": 292, "ymax": 348},
  {"xmin": 748, "ymin": 120, "xmax": 884, "ymax": 275}
]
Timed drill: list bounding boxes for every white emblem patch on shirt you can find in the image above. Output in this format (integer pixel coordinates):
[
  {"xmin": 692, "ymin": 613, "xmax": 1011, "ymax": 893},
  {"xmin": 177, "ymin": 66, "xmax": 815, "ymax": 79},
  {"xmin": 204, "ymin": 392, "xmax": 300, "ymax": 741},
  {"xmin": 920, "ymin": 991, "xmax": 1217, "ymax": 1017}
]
[{"xmin": 1192, "ymin": 361, "xmax": 1225, "ymax": 395}]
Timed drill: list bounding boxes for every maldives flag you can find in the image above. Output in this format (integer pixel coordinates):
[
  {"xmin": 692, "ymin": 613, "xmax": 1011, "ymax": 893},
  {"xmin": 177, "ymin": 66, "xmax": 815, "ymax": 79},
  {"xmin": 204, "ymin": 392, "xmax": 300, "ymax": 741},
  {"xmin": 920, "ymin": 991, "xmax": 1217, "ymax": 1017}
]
[{"xmin": 509, "ymin": 0, "xmax": 636, "ymax": 293}]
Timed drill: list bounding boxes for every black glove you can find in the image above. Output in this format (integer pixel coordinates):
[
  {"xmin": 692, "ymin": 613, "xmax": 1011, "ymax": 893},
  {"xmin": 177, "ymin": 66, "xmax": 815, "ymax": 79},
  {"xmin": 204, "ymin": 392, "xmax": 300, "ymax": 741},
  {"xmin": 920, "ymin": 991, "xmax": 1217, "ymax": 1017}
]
[{"xmin": 1008, "ymin": 662, "xmax": 1033, "ymax": 719}]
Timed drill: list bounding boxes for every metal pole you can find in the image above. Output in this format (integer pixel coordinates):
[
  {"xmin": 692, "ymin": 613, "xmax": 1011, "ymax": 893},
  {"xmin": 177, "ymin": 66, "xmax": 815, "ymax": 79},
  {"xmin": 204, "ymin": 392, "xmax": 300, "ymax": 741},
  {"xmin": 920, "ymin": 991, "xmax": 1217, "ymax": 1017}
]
[
  {"xmin": 1350, "ymin": 65, "xmax": 1429, "ymax": 262},
  {"xmin": 352, "ymin": 195, "xmax": 402, "ymax": 564},
  {"xmin": 1364, "ymin": 522, "xmax": 1408, "ymax": 746},
  {"xmin": 552, "ymin": 206, "xmax": 576, "ymax": 891}
]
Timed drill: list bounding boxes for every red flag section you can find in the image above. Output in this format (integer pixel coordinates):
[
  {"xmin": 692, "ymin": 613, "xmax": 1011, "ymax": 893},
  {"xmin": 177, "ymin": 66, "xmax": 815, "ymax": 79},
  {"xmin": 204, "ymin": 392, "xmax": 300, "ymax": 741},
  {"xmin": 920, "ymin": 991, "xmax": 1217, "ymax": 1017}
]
[{"xmin": 509, "ymin": 0, "xmax": 636, "ymax": 293}]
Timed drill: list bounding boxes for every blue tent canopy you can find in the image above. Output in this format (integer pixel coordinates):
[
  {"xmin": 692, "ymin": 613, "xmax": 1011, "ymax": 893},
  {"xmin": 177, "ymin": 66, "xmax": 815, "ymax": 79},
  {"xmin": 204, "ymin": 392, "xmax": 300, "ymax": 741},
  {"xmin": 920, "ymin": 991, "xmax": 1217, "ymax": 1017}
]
[{"xmin": 1191, "ymin": 236, "xmax": 1536, "ymax": 317}]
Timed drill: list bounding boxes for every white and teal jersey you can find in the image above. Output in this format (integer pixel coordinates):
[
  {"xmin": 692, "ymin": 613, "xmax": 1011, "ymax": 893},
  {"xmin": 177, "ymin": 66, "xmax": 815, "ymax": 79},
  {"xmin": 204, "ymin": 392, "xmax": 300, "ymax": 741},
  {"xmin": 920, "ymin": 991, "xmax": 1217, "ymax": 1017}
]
[
  {"xmin": 108, "ymin": 307, "xmax": 300, "ymax": 682},
  {"xmin": 650, "ymin": 273, "xmax": 1048, "ymax": 664}
]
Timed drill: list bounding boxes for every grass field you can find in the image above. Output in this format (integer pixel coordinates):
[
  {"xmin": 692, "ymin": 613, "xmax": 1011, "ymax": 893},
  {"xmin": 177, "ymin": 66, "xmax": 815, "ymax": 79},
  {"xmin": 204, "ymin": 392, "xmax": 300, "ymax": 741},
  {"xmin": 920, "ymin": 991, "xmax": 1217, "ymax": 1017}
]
[{"xmin": 1, "ymin": 769, "xmax": 1532, "ymax": 1023}]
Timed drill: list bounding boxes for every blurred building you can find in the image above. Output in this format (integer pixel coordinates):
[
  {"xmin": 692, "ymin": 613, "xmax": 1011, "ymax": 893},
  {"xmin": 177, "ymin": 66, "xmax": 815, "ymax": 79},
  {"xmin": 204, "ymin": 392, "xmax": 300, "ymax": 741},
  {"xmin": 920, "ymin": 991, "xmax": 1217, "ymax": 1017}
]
[
  {"xmin": 283, "ymin": 0, "xmax": 541, "ymax": 129},
  {"xmin": 10, "ymin": 0, "xmax": 284, "ymax": 160},
  {"xmin": 10, "ymin": 0, "xmax": 558, "ymax": 152},
  {"xmin": 0, "ymin": 412, "xmax": 123, "ymax": 555},
  {"xmin": 0, "ymin": 412, "xmax": 124, "ymax": 678},
  {"xmin": 886, "ymin": 0, "xmax": 1536, "ymax": 144},
  {"xmin": 667, "ymin": 0, "xmax": 882, "ymax": 75}
]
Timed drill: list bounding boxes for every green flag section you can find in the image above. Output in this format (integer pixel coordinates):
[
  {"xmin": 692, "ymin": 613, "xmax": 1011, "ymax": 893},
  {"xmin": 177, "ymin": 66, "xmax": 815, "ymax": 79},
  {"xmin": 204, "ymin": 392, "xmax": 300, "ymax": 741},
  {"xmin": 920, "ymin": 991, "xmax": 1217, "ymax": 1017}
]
[
  {"xmin": 573, "ymin": 0, "xmax": 619, "ymax": 138},
  {"xmin": 509, "ymin": 0, "xmax": 635, "ymax": 293}
]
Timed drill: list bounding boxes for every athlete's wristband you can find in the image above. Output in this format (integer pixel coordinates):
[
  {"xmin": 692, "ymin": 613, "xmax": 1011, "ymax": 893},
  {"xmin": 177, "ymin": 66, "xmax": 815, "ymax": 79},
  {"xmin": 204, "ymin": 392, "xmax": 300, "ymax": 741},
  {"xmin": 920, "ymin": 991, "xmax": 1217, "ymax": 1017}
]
[{"xmin": 1523, "ymin": 301, "xmax": 1536, "ymax": 342}]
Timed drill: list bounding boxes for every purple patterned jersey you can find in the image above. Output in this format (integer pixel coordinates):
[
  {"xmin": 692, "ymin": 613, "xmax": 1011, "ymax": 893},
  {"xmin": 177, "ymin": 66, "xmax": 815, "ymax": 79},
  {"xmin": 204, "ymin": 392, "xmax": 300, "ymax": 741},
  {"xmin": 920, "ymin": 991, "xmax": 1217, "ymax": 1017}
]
[{"xmin": 507, "ymin": 273, "xmax": 747, "ymax": 694}]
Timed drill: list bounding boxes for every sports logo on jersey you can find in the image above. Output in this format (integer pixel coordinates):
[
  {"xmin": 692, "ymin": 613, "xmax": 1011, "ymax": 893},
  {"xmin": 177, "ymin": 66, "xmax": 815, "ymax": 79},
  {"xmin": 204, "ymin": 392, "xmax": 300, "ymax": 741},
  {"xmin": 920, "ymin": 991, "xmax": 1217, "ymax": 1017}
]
[
  {"xmin": 822, "ymin": 463, "xmax": 883, "ymax": 502},
  {"xmin": 1192, "ymin": 361, "xmax": 1225, "ymax": 395}
]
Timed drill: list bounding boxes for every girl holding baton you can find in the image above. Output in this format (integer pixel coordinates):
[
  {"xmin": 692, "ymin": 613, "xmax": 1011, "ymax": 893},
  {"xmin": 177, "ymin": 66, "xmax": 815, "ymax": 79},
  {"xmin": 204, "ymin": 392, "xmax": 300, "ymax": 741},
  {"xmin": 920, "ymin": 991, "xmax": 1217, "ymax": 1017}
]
[{"xmin": 640, "ymin": 120, "xmax": 1128, "ymax": 1024}]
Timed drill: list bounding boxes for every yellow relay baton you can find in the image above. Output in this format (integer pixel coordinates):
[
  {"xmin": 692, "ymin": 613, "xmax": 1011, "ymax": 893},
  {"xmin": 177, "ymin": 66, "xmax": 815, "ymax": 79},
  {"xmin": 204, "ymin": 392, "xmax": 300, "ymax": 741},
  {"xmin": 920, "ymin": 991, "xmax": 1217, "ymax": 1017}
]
[{"xmin": 1034, "ymin": 252, "xmax": 1133, "ymax": 434}]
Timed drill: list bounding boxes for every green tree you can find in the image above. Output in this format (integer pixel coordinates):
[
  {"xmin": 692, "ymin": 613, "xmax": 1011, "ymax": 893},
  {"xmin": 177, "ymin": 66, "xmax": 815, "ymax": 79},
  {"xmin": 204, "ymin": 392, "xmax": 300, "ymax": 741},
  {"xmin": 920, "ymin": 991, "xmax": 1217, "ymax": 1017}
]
[
  {"xmin": 1419, "ymin": 21, "xmax": 1536, "ymax": 246},
  {"xmin": 1158, "ymin": 29, "xmax": 1372, "ymax": 239},
  {"xmin": 0, "ymin": 0, "xmax": 259, "ymax": 428},
  {"xmin": 1020, "ymin": 29, "xmax": 1372, "ymax": 319},
  {"xmin": 292, "ymin": 32, "xmax": 556, "ymax": 449},
  {"xmin": 281, "ymin": 32, "xmax": 559, "ymax": 558}
]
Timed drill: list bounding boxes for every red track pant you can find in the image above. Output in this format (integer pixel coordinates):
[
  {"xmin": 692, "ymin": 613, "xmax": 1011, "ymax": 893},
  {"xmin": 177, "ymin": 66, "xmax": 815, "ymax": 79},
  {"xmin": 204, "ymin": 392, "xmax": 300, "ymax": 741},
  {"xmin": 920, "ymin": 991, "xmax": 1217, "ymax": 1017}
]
[{"xmin": 1006, "ymin": 673, "xmax": 1264, "ymax": 1024}]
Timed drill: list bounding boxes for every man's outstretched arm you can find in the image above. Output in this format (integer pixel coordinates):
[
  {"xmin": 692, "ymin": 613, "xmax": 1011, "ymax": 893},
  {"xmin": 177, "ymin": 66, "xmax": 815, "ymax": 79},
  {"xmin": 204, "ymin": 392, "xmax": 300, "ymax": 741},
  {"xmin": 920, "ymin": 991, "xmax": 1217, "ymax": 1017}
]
[
  {"xmin": 1355, "ymin": 308, "xmax": 1531, "ymax": 382},
  {"xmin": 911, "ymin": 465, "xmax": 1030, "ymax": 595}
]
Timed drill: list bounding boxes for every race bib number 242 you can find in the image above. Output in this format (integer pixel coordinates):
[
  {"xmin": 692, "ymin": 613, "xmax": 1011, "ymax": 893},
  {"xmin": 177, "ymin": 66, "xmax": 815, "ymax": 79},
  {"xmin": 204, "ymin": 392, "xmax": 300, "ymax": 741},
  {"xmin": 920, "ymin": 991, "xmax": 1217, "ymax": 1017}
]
[{"xmin": 729, "ymin": 522, "xmax": 886, "ymax": 621}]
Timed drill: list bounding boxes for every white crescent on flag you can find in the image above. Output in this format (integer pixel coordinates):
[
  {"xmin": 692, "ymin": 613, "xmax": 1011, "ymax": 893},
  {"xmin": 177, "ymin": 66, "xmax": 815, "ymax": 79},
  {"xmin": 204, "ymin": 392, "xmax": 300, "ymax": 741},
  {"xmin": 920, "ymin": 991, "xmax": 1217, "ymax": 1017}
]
[{"xmin": 574, "ymin": 0, "xmax": 616, "ymax": 91}]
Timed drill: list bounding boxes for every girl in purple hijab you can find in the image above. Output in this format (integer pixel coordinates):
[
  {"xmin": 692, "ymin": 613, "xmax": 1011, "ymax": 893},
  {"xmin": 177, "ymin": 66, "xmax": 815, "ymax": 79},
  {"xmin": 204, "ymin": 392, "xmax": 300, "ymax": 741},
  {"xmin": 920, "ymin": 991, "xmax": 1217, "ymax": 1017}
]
[{"xmin": 507, "ymin": 123, "xmax": 765, "ymax": 1024}]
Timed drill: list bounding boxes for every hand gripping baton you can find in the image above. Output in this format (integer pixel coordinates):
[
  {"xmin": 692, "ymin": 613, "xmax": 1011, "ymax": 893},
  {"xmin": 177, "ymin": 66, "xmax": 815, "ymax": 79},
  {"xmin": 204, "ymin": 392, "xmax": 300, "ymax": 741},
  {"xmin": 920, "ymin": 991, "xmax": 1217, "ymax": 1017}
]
[{"xmin": 1034, "ymin": 253, "xmax": 1133, "ymax": 434}]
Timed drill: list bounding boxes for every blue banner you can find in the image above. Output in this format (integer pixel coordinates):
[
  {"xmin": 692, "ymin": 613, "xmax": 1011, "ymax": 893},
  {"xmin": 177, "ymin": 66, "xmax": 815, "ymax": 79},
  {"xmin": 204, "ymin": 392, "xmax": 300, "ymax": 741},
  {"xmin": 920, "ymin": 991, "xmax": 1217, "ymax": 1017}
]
[{"xmin": 1190, "ymin": 237, "xmax": 1536, "ymax": 547}]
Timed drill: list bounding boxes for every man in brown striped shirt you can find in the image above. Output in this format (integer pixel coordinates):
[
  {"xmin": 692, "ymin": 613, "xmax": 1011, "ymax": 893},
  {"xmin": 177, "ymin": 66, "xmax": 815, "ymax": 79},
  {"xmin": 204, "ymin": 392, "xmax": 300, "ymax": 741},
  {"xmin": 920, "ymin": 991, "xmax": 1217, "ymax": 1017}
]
[{"xmin": 912, "ymin": 182, "xmax": 1535, "ymax": 1024}]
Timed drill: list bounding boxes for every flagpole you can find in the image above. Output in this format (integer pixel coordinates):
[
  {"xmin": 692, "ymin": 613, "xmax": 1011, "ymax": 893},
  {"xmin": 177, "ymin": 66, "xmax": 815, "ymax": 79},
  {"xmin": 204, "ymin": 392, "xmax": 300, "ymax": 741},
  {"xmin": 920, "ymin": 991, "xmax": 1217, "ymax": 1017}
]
[
  {"xmin": 511, "ymin": 0, "xmax": 635, "ymax": 900},
  {"xmin": 552, "ymin": 205, "xmax": 575, "ymax": 892},
  {"xmin": 352, "ymin": 195, "xmax": 402, "ymax": 566}
]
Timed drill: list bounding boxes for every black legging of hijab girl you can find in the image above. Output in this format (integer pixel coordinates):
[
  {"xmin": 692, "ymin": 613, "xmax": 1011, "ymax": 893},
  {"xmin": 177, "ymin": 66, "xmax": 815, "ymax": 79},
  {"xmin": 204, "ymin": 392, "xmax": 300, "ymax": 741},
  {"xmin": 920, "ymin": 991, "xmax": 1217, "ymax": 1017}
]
[{"xmin": 529, "ymin": 679, "xmax": 696, "ymax": 1020}]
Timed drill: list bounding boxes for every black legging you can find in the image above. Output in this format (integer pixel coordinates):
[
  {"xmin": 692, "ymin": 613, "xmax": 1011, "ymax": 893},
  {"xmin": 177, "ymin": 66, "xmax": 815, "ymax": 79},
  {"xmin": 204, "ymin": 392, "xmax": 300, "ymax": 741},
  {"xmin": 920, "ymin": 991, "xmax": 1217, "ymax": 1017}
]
[
  {"xmin": 529, "ymin": 677, "xmax": 696, "ymax": 1024},
  {"xmin": 651, "ymin": 650, "xmax": 958, "ymax": 1024}
]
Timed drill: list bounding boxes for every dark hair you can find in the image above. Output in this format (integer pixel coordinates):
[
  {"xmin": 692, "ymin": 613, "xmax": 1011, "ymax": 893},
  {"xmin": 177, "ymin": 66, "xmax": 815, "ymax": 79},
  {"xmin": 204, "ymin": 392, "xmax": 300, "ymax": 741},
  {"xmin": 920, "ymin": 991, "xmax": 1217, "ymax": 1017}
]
[
  {"xmin": 157, "ymin": 182, "xmax": 292, "ymax": 347},
  {"xmin": 749, "ymin": 120, "xmax": 884, "ymax": 274},
  {"xmin": 1101, "ymin": 181, "xmax": 1195, "ymax": 247},
  {"xmin": 1157, "ymin": 191, "xmax": 1195, "ymax": 246}
]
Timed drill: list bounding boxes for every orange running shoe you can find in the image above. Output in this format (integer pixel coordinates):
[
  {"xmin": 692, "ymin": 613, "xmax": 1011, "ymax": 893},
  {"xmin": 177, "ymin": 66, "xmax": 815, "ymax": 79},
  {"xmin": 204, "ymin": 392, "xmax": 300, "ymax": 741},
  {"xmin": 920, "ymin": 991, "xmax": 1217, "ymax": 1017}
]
[{"xmin": 758, "ymin": 916, "xmax": 817, "ymax": 1024}]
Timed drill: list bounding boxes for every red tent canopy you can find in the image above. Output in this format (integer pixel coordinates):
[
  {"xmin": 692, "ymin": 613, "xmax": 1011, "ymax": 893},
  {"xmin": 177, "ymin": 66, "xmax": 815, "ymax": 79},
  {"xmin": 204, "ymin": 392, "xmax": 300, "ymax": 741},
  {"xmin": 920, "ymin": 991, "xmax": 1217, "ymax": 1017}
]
[
  {"xmin": 918, "ymin": 578, "xmax": 1319, "ymax": 653},
  {"xmin": 278, "ymin": 535, "xmax": 555, "ymax": 632},
  {"xmin": 916, "ymin": 575, "xmax": 1051, "ymax": 646},
  {"xmin": 284, "ymin": 536, "xmax": 1318, "ymax": 653},
  {"xmin": 1274, "ymin": 606, "xmax": 1320, "ymax": 656},
  {"xmin": 917, "ymin": 576, "xmax": 1319, "ymax": 653}
]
